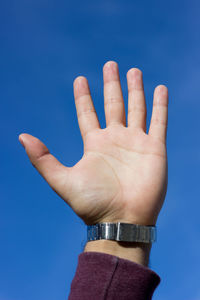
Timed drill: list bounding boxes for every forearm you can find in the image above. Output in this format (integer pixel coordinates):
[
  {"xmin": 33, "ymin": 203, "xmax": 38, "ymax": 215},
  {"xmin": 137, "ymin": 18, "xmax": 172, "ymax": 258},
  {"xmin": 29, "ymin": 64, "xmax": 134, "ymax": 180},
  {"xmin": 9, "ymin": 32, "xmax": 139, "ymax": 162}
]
[
  {"xmin": 69, "ymin": 231, "xmax": 159, "ymax": 300},
  {"xmin": 69, "ymin": 245, "xmax": 160, "ymax": 300},
  {"xmin": 84, "ymin": 240, "xmax": 152, "ymax": 267}
]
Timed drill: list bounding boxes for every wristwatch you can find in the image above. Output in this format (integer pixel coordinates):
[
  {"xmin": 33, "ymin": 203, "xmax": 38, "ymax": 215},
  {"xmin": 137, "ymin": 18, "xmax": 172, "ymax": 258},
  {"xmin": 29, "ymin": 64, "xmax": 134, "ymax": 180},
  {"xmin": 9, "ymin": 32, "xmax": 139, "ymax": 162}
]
[{"xmin": 87, "ymin": 222, "xmax": 156, "ymax": 243}]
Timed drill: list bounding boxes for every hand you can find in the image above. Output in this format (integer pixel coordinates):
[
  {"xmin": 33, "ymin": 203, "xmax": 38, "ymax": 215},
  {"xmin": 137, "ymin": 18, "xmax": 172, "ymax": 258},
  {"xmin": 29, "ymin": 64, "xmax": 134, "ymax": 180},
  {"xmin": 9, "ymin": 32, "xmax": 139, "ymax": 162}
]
[{"xmin": 19, "ymin": 61, "xmax": 168, "ymax": 227}]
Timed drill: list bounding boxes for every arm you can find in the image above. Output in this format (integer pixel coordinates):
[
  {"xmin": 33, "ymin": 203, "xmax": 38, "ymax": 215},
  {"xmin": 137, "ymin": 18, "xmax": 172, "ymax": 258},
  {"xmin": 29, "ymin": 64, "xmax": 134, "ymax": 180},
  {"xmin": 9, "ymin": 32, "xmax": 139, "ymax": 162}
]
[
  {"xmin": 84, "ymin": 240, "xmax": 152, "ymax": 266},
  {"xmin": 69, "ymin": 252, "xmax": 160, "ymax": 300},
  {"xmin": 19, "ymin": 61, "xmax": 168, "ymax": 299}
]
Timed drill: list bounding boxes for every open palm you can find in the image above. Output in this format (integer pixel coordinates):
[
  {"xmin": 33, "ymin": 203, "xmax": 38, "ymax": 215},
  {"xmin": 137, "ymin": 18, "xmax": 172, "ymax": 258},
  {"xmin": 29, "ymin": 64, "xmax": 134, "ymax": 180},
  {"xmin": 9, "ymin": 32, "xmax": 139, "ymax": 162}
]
[{"xmin": 19, "ymin": 61, "xmax": 168, "ymax": 226}]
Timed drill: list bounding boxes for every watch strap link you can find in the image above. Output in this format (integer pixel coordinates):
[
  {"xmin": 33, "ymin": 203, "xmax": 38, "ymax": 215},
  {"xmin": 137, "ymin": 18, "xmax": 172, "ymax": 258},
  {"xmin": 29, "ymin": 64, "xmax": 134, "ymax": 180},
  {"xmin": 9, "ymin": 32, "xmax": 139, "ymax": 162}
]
[{"xmin": 87, "ymin": 222, "xmax": 156, "ymax": 243}]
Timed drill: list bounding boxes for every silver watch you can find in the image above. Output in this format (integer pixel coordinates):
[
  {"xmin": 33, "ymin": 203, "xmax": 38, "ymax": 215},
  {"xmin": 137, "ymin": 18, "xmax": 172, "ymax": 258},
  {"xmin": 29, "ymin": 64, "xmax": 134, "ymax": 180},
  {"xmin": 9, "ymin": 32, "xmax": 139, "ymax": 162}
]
[{"xmin": 87, "ymin": 222, "xmax": 156, "ymax": 243}]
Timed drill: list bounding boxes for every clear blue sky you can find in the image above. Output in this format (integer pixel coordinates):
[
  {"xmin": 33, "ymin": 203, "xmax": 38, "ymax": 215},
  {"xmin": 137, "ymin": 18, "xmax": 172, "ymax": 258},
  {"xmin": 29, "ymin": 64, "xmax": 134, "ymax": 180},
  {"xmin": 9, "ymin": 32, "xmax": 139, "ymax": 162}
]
[{"xmin": 1, "ymin": 0, "xmax": 200, "ymax": 299}]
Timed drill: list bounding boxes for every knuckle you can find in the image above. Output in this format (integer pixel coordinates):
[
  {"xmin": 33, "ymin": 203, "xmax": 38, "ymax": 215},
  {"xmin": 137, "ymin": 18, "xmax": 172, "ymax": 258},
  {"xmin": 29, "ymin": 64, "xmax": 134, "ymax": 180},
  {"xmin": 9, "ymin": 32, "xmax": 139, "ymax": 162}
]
[
  {"xmin": 104, "ymin": 96, "xmax": 123, "ymax": 105},
  {"xmin": 77, "ymin": 108, "xmax": 96, "ymax": 118}
]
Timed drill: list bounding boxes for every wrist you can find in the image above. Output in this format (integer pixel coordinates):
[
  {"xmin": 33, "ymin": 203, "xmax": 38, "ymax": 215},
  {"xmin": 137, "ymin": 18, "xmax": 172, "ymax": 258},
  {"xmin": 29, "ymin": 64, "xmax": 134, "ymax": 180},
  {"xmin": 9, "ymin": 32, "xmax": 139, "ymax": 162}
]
[{"xmin": 84, "ymin": 240, "xmax": 152, "ymax": 267}]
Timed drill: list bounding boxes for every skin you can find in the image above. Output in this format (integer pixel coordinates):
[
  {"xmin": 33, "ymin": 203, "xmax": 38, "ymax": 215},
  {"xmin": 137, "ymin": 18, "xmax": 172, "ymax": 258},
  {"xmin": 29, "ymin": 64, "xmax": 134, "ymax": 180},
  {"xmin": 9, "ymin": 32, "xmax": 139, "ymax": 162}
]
[{"xmin": 19, "ymin": 61, "xmax": 168, "ymax": 266}]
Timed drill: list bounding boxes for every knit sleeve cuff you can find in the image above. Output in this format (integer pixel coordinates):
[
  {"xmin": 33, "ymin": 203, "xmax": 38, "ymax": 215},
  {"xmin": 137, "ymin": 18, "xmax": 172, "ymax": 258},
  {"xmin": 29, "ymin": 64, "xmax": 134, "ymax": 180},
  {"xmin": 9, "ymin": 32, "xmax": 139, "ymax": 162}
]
[{"xmin": 69, "ymin": 251, "xmax": 160, "ymax": 300}]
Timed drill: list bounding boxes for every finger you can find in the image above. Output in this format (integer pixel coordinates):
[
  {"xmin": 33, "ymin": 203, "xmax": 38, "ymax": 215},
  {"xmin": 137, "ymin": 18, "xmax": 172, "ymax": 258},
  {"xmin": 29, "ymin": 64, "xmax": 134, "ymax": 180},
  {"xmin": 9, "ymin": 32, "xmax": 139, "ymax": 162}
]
[
  {"xmin": 127, "ymin": 68, "xmax": 147, "ymax": 131},
  {"xmin": 73, "ymin": 76, "xmax": 100, "ymax": 139},
  {"xmin": 18, "ymin": 133, "xmax": 72, "ymax": 202},
  {"xmin": 103, "ymin": 61, "xmax": 126, "ymax": 127},
  {"xmin": 148, "ymin": 85, "xmax": 168, "ymax": 143}
]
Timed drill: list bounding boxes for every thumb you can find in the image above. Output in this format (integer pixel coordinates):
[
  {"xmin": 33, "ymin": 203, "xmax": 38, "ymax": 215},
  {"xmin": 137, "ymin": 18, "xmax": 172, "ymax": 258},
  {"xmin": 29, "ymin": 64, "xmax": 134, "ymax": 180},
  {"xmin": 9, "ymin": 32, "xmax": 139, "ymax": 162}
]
[{"xmin": 19, "ymin": 133, "xmax": 72, "ymax": 201}]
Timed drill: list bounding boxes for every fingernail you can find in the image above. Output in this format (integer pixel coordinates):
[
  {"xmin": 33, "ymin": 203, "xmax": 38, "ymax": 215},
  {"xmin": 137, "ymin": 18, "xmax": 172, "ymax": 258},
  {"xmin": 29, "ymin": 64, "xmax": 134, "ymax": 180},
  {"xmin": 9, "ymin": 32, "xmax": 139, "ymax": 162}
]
[{"xmin": 19, "ymin": 135, "xmax": 25, "ymax": 148}]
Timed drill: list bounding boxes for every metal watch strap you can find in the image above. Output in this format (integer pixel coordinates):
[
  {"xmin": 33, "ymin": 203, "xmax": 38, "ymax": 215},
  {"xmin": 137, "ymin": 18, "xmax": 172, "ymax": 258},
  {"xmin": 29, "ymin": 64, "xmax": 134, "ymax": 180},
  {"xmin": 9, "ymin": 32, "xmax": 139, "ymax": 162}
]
[{"xmin": 87, "ymin": 222, "xmax": 156, "ymax": 243}]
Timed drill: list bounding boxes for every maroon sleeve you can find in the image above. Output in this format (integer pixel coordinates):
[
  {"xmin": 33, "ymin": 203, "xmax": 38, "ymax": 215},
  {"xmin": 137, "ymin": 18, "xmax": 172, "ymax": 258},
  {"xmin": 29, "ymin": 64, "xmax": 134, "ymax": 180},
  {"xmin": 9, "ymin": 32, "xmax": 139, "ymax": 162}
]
[{"xmin": 68, "ymin": 251, "xmax": 160, "ymax": 300}]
